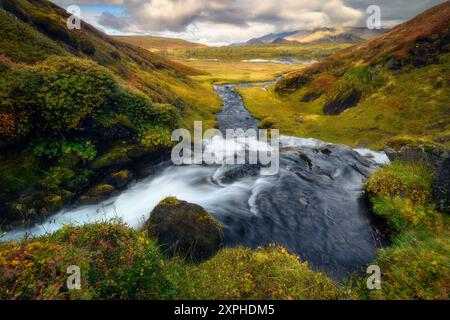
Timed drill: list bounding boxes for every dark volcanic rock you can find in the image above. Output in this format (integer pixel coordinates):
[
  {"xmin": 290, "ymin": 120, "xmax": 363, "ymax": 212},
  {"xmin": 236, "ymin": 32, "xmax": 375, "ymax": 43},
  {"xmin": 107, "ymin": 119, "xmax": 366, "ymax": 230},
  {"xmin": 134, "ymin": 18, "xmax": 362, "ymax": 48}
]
[
  {"xmin": 433, "ymin": 156, "xmax": 450, "ymax": 214},
  {"xmin": 384, "ymin": 146, "xmax": 448, "ymax": 168},
  {"xmin": 214, "ymin": 164, "xmax": 261, "ymax": 184},
  {"xmin": 323, "ymin": 88, "xmax": 361, "ymax": 115},
  {"xmin": 146, "ymin": 197, "xmax": 224, "ymax": 262}
]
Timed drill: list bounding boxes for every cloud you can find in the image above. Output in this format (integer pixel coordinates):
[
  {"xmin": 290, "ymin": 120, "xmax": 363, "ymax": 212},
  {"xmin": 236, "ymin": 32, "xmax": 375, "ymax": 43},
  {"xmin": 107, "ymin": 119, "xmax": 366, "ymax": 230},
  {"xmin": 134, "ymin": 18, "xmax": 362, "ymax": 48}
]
[
  {"xmin": 53, "ymin": 0, "xmax": 448, "ymax": 45},
  {"xmin": 91, "ymin": 0, "xmax": 365, "ymax": 33}
]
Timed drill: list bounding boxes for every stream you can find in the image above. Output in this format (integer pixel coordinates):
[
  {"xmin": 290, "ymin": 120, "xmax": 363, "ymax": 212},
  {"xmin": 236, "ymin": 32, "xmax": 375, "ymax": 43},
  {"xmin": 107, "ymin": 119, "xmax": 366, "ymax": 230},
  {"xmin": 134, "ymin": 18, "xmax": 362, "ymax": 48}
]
[{"xmin": 2, "ymin": 80, "xmax": 389, "ymax": 280}]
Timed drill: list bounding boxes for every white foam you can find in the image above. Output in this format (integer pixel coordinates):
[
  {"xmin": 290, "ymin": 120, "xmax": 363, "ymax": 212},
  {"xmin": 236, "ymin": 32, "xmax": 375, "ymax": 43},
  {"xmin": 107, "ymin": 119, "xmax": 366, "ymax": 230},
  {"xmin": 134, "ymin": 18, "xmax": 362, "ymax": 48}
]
[{"xmin": 354, "ymin": 148, "xmax": 390, "ymax": 165}]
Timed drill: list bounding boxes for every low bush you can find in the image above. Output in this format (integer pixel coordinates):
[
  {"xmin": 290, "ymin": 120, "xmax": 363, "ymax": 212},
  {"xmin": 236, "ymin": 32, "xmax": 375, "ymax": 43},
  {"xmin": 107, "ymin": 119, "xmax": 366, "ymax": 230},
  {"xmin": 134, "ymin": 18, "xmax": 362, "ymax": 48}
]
[
  {"xmin": 181, "ymin": 245, "xmax": 349, "ymax": 300},
  {"xmin": 31, "ymin": 139, "xmax": 97, "ymax": 161}
]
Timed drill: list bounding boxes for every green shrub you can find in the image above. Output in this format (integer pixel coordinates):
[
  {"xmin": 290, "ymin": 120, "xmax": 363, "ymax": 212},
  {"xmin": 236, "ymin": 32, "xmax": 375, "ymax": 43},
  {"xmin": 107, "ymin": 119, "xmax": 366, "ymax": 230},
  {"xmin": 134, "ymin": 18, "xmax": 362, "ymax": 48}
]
[
  {"xmin": 31, "ymin": 138, "xmax": 97, "ymax": 161},
  {"xmin": 79, "ymin": 38, "xmax": 96, "ymax": 56},
  {"xmin": 372, "ymin": 195, "xmax": 445, "ymax": 233},
  {"xmin": 138, "ymin": 126, "xmax": 173, "ymax": 151},
  {"xmin": 355, "ymin": 229, "xmax": 450, "ymax": 300},
  {"xmin": 30, "ymin": 12, "xmax": 78, "ymax": 49},
  {"xmin": 0, "ymin": 222, "xmax": 179, "ymax": 300},
  {"xmin": 152, "ymin": 103, "xmax": 180, "ymax": 131},
  {"xmin": 0, "ymin": 65, "xmax": 42, "ymax": 138},
  {"xmin": 36, "ymin": 57, "xmax": 117, "ymax": 131},
  {"xmin": 358, "ymin": 160, "xmax": 449, "ymax": 300},
  {"xmin": 366, "ymin": 161, "xmax": 434, "ymax": 205},
  {"xmin": 181, "ymin": 244, "xmax": 349, "ymax": 300}
]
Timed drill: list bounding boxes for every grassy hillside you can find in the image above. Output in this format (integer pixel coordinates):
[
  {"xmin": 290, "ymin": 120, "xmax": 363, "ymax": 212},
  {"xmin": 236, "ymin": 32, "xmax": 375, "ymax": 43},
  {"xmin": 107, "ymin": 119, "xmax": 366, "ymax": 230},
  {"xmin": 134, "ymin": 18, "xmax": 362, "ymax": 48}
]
[
  {"xmin": 354, "ymin": 161, "xmax": 449, "ymax": 299},
  {"xmin": 0, "ymin": 0, "xmax": 220, "ymax": 226},
  {"xmin": 112, "ymin": 35, "xmax": 206, "ymax": 52},
  {"xmin": 160, "ymin": 43, "xmax": 353, "ymax": 61},
  {"xmin": 246, "ymin": 1, "xmax": 450, "ymax": 150},
  {"xmin": 176, "ymin": 59, "xmax": 305, "ymax": 84}
]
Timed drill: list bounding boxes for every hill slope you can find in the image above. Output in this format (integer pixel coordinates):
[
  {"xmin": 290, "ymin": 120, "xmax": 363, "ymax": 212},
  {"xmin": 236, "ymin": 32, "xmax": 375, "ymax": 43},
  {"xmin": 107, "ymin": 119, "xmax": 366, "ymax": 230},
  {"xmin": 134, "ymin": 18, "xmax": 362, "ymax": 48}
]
[
  {"xmin": 112, "ymin": 35, "xmax": 207, "ymax": 52},
  {"xmin": 0, "ymin": 0, "xmax": 220, "ymax": 225},
  {"xmin": 262, "ymin": 1, "xmax": 450, "ymax": 148}
]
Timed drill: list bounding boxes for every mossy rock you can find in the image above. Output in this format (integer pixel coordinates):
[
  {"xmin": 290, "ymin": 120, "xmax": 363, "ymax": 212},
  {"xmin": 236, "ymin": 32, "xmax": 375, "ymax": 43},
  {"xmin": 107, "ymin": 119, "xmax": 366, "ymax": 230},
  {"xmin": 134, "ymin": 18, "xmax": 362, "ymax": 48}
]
[
  {"xmin": 9, "ymin": 189, "xmax": 72, "ymax": 222},
  {"xmin": 90, "ymin": 143, "xmax": 159, "ymax": 170},
  {"xmin": 79, "ymin": 184, "xmax": 115, "ymax": 205},
  {"xmin": 146, "ymin": 197, "xmax": 224, "ymax": 262},
  {"xmin": 105, "ymin": 170, "xmax": 133, "ymax": 189}
]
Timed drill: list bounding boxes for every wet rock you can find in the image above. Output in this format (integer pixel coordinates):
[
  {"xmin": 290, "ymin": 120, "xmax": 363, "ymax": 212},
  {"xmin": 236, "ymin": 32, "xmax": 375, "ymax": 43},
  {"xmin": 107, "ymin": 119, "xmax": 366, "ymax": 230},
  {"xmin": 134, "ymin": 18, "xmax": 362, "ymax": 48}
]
[
  {"xmin": 296, "ymin": 151, "xmax": 313, "ymax": 169},
  {"xmin": 105, "ymin": 170, "xmax": 133, "ymax": 189},
  {"xmin": 79, "ymin": 184, "xmax": 115, "ymax": 205},
  {"xmin": 146, "ymin": 197, "xmax": 224, "ymax": 262},
  {"xmin": 9, "ymin": 190, "xmax": 72, "ymax": 223},
  {"xmin": 384, "ymin": 145, "xmax": 448, "ymax": 168},
  {"xmin": 215, "ymin": 164, "xmax": 261, "ymax": 184},
  {"xmin": 432, "ymin": 156, "xmax": 450, "ymax": 214}
]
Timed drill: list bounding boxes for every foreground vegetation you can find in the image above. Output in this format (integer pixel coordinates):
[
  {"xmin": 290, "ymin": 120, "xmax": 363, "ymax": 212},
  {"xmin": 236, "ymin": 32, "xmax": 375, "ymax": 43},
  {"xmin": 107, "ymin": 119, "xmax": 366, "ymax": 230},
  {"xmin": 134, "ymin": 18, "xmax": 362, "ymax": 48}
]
[
  {"xmin": 354, "ymin": 161, "xmax": 449, "ymax": 299},
  {"xmin": 2, "ymin": 160, "xmax": 448, "ymax": 300},
  {"xmin": 0, "ymin": 222, "xmax": 349, "ymax": 300}
]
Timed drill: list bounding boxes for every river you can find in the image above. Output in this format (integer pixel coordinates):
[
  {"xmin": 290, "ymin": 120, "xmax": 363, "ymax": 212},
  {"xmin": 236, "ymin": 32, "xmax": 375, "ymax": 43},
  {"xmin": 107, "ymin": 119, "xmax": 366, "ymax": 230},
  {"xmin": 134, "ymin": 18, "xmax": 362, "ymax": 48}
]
[{"xmin": 2, "ymin": 79, "xmax": 389, "ymax": 280}]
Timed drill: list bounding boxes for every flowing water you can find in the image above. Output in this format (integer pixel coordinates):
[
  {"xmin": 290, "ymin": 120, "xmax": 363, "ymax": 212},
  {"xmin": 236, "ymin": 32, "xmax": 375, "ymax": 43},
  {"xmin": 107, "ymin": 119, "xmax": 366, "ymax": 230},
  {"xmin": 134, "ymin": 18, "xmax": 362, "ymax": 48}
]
[{"xmin": 3, "ymin": 80, "xmax": 389, "ymax": 280}]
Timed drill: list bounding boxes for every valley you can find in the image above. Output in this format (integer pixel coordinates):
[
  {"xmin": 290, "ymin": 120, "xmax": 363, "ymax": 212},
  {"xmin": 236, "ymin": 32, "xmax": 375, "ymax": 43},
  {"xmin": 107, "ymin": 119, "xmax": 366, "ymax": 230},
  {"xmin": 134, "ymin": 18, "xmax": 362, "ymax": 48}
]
[{"xmin": 0, "ymin": 0, "xmax": 449, "ymax": 301}]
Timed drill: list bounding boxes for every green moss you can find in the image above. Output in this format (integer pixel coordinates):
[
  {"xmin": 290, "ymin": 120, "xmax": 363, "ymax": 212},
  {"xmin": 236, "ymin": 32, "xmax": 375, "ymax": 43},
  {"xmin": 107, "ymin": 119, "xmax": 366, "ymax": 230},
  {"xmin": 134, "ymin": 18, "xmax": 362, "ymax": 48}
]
[
  {"xmin": 147, "ymin": 198, "xmax": 224, "ymax": 262},
  {"xmin": 138, "ymin": 126, "xmax": 173, "ymax": 151},
  {"xmin": 0, "ymin": 8, "xmax": 64, "ymax": 63},
  {"xmin": 89, "ymin": 143, "xmax": 138, "ymax": 169},
  {"xmin": 240, "ymin": 57, "xmax": 450, "ymax": 149},
  {"xmin": 180, "ymin": 245, "xmax": 349, "ymax": 300},
  {"xmin": 0, "ymin": 153, "xmax": 41, "ymax": 202},
  {"xmin": 159, "ymin": 196, "xmax": 182, "ymax": 206},
  {"xmin": 353, "ymin": 160, "xmax": 450, "ymax": 299},
  {"xmin": 355, "ymin": 229, "xmax": 449, "ymax": 300}
]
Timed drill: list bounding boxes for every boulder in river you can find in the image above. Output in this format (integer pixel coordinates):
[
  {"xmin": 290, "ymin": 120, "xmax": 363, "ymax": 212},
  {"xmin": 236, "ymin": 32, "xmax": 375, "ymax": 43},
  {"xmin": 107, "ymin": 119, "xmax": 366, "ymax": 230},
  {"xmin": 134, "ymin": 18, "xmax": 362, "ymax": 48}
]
[{"xmin": 146, "ymin": 197, "xmax": 224, "ymax": 262}]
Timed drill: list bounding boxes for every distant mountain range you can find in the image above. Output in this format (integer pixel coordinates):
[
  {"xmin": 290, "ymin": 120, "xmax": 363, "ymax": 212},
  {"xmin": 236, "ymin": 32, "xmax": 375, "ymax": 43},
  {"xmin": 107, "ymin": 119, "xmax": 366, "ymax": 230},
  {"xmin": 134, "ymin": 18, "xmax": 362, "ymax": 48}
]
[{"xmin": 232, "ymin": 27, "xmax": 387, "ymax": 46}]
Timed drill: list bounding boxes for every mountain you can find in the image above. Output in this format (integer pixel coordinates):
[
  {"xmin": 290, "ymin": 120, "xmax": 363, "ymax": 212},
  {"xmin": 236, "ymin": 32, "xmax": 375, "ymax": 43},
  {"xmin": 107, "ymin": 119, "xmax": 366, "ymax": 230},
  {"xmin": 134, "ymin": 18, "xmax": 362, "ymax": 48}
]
[
  {"xmin": 112, "ymin": 35, "xmax": 207, "ymax": 52},
  {"xmin": 236, "ymin": 27, "xmax": 386, "ymax": 46},
  {"xmin": 0, "ymin": 0, "xmax": 218, "ymax": 224},
  {"xmin": 273, "ymin": 1, "xmax": 450, "ymax": 148}
]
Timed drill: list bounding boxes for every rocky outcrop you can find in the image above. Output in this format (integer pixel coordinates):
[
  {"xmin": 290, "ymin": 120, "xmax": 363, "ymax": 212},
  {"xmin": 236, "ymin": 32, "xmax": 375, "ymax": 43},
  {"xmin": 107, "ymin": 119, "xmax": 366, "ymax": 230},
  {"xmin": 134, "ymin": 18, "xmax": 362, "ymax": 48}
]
[
  {"xmin": 323, "ymin": 88, "xmax": 361, "ymax": 115},
  {"xmin": 146, "ymin": 197, "xmax": 224, "ymax": 262},
  {"xmin": 79, "ymin": 184, "xmax": 115, "ymax": 205},
  {"xmin": 384, "ymin": 145, "xmax": 449, "ymax": 168},
  {"xmin": 432, "ymin": 156, "xmax": 450, "ymax": 214},
  {"xmin": 105, "ymin": 170, "xmax": 133, "ymax": 189}
]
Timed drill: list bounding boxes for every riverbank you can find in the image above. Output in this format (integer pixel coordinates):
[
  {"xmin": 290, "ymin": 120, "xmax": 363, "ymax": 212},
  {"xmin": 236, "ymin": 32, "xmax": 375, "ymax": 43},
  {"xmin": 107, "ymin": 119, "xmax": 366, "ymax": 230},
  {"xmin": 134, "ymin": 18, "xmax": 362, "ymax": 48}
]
[{"xmin": 1, "ymin": 77, "xmax": 448, "ymax": 300}]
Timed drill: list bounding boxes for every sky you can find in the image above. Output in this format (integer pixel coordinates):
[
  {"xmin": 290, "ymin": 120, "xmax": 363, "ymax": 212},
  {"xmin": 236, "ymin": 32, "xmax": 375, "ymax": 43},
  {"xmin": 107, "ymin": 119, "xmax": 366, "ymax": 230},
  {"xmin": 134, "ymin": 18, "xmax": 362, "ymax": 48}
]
[{"xmin": 54, "ymin": 0, "xmax": 447, "ymax": 46}]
